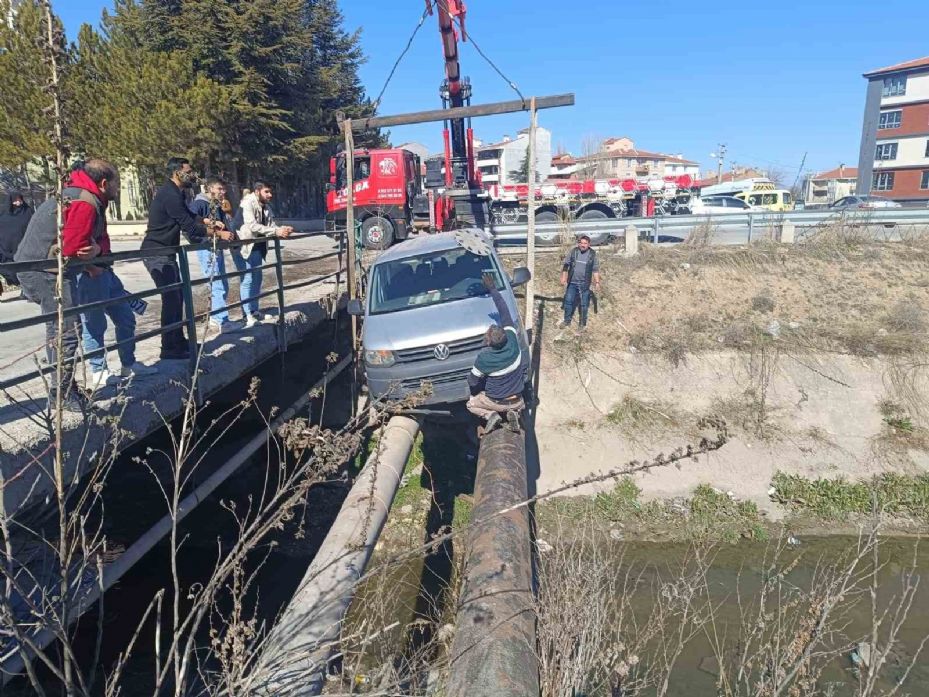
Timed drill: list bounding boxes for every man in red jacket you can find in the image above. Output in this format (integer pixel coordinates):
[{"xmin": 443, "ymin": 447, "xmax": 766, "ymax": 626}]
[{"xmin": 68, "ymin": 159, "xmax": 157, "ymax": 389}]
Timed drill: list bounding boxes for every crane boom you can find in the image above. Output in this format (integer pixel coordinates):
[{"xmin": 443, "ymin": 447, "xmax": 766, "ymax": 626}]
[{"xmin": 427, "ymin": 0, "xmax": 475, "ymax": 187}]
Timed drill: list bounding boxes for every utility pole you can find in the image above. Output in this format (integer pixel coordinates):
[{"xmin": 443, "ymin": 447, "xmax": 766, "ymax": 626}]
[
  {"xmin": 525, "ymin": 97, "xmax": 537, "ymax": 332},
  {"xmin": 711, "ymin": 143, "xmax": 727, "ymax": 184}
]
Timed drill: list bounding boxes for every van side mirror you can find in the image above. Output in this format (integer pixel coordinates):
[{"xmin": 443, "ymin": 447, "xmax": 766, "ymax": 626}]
[
  {"xmin": 510, "ymin": 267, "xmax": 531, "ymax": 288},
  {"xmin": 347, "ymin": 298, "xmax": 365, "ymax": 316}
]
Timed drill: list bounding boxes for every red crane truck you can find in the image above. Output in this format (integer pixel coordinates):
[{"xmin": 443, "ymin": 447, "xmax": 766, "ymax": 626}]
[{"xmin": 326, "ymin": 0, "xmax": 490, "ymax": 249}]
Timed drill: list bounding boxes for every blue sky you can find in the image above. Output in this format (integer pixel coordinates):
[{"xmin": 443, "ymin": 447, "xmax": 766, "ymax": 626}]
[{"xmin": 57, "ymin": 0, "xmax": 929, "ymax": 179}]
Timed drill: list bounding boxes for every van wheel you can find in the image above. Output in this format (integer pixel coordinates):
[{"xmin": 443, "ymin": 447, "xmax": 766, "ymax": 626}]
[
  {"xmin": 577, "ymin": 209, "xmax": 610, "ymax": 245},
  {"xmin": 535, "ymin": 210, "xmax": 560, "ymax": 246},
  {"xmin": 362, "ymin": 216, "xmax": 395, "ymax": 250}
]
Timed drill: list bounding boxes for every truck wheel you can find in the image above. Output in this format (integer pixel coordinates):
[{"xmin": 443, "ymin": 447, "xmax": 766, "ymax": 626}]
[
  {"xmin": 535, "ymin": 210, "xmax": 560, "ymax": 246},
  {"xmin": 577, "ymin": 209, "xmax": 610, "ymax": 245},
  {"xmin": 362, "ymin": 216, "xmax": 395, "ymax": 250}
]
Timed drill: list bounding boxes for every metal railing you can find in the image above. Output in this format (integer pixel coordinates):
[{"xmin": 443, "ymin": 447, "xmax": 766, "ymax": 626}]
[
  {"xmin": 492, "ymin": 208, "xmax": 929, "ymax": 245},
  {"xmin": 0, "ymin": 230, "xmax": 345, "ymax": 393}
]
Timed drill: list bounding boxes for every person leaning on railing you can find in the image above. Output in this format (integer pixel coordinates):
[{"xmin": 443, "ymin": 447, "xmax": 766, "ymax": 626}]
[
  {"xmin": 231, "ymin": 182, "xmax": 293, "ymax": 329},
  {"xmin": 189, "ymin": 177, "xmax": 240, "ymax": 335},
  {"xmin": 12, "ymin": 165, "xmax": 113, "ymax": 412},
  {"xmin": 68, "ymin": 160, "xmax": 159, "ymax": 391},
  {"xmin": 140, "ymin": 157, "xmax": 233, "ymax": 361}
]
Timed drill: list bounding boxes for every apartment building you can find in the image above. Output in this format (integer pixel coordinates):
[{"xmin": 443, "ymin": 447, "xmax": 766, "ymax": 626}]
[
  {"xmin": 475, "ymin": 126, "xmax": 552, "ymax": 186},
  {"xmin": 857, "ymin": 56, "xmax": 929, "ymax": 202},
  {"xmin": 805, "ymin": 166, "xmax": 858, "ymax": 205},
  {"xmin": 575, "ymin": 139, "xmax": 699, "ymax": 180}
]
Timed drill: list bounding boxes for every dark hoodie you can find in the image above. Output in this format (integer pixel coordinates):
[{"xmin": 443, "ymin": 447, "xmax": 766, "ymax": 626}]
[
  {"xmin": 0, "ymin": 194, "xmax": 33, "ymax": 260},
  {"xmin": 189, "ymin": 193, "xmax": 231, "ymax": 230}
]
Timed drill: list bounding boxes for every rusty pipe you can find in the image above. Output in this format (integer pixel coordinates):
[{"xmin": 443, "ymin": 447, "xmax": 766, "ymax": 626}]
[{"xmin": 447, "ymin": 426, "xmax": 538, "ymax": 697}]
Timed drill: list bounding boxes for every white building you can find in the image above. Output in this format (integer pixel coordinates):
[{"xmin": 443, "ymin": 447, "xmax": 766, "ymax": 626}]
[
  {"xmin": 475, "ymin": 126, "xmax": 552, "ymax": 186},
  {"xmin": 805, "ymin": 166, "xmax": 858, "ymax": 205}
]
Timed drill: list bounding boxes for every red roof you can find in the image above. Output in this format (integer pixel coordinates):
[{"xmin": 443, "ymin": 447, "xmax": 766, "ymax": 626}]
[
  {"xmin": 578, "ymin": 148, "xmax": 669, "ymax": 162},
  {"xmin": 864, "ymin": 56, "xmax": 929, "ymax": 77},
  {"xmin": 811, "ymin": 166, "xmax": 858, "ymax": 181},
  {"xmin": 664, "ymin": 155, "xmax": 699, "ymax": 165}
]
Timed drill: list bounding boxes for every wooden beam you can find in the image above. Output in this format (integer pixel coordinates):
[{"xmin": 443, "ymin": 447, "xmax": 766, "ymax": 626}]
[{"xmin": 341, "ymin": 93, "xmax": 574, "ymax": 131}]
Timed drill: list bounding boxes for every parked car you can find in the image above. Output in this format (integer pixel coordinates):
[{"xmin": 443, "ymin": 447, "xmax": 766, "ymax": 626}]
[
  {"xmin": 829, "ymin": 195, "xmax": 901, "ymax": 210},
  {"xmin": 689, "ymin": 196, "xmax": 759, "ymax": 215},
  {"xmin": 348, "ymin": 230, "xmax": 531, "ymax": 406}
]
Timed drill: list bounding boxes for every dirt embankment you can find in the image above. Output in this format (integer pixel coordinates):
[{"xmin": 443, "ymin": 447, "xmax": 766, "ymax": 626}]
[{"xmin": 523, "ymin": 230, "xmax": 929, "ymax": 529}]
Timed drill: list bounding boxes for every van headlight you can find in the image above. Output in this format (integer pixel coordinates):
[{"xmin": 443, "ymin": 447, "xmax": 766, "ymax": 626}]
[{"xmin": 364, "ymin": 349, "xmax": 396, "ymax": 367}]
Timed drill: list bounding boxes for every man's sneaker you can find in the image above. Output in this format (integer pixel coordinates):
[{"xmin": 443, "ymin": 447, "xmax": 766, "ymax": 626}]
[
  {"xmin": 121, "ymin": 363, "xmax": 158, "ymax": 379},
  {"xmin": 88, "ymin": 369, "xmax": 113, "ymax": 390},
  {"xmin": 484, "ymin": 412, "xmax": 502, "ymax": 435},
  {"xmin": 210, "ymin": 319, "xmax": 243, "ymax": 334},
  {"xmin": 245, "ymin": 314, "xmax": 260, "ymax": 329},
  {"xmin": 506, "ymin": 410, "xmax": 521, "ymax": 433},
  {"xmin": 557, "ymin": 320, "xmax": 570, "ymax": 330}
]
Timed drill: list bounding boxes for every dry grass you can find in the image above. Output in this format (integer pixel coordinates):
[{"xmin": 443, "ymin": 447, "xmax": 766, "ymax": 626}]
[{"xmin": 527, "ymin": 233, "xmax": 929, "ymax": 363}]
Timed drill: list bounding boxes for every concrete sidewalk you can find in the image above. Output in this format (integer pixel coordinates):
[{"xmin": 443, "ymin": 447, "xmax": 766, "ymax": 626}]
[{"xmin": 0, "ymin": 235, "xmax": 343, "ymax": 519}]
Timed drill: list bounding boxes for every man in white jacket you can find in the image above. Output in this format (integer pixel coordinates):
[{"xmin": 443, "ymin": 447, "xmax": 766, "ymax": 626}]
[{"xmin": 232, "ymin": 182, "xmax": 293, "ymax": 327}]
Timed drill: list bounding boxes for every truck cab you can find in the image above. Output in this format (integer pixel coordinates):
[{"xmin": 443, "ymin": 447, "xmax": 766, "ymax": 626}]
[{"xmin": 326, "ymin": 148, "xmax": 453, "ymax": 249}]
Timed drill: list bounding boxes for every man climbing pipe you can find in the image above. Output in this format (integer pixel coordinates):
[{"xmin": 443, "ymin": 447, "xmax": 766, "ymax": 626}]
[{"xmin": 466, "ymin": 272, "xmax": 526, "ymax": 436}]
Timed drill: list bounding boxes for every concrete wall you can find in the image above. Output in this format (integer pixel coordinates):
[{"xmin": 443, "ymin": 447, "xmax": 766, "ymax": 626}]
[
  {"xmin": 857, "ymin": 78, "xmax": 884, "ymax": 195},
  {"xmin": 0, "ymin": 295, "xmax": 338, "ymax": 519},
  {"xmin": 534, "ymin": 349, "xmax": 929, "ymax": 516}
]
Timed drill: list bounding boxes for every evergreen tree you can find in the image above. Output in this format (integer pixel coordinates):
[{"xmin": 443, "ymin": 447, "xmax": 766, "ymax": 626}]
[
  {"xmin": 510, "ymin": 146, "xmax": 533, "ymax": 184},
  {"xmin": 69, "ymin": 0, "xmax": 223, "ymax": 169},
  {"xmin": 0, "ymin": 0, "xmax": 70, "ymax": 172}
]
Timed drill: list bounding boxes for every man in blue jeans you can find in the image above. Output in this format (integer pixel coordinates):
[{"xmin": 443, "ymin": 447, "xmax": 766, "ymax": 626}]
[
  {"xmin": 232, "ymin": 182, "xmax": 293, "ymax": 327},
  {"xmin": 189, "ymin": 177, "xmax": 240, "ymax": 334},
  {"xmin": 559, "ymin": 234, "xmax": 601, "ymax": 332},
  {"xmin": 69, "ymin": 160, "xmax": 158, "ymax": 389}
]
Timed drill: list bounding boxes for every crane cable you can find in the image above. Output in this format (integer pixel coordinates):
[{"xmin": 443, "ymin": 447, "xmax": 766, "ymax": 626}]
[
  {"xmin": 435, "ymin": 0, "xmax": 527, "ymax": 105},
  {"xmin": 371, "ymin": 0, "xmax": 527, "ymax": 112},
  {"xmin": 371, "ymin": 1, "xmax": 436, "ymax": 112}
]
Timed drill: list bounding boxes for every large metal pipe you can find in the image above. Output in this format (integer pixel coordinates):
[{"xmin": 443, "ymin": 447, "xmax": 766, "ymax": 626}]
[
  {"xmin": 253, "ymin": 415, "xmax": 421, "ymax": 696},
  {"xmin": 446, "ymin": 426, "xmax": 538, "ymax": 697}
]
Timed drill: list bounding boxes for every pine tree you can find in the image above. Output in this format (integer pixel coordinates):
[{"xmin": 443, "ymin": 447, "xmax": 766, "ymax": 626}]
[
  {"xmin": 510, "ymin": 146, "xmax": 533, "ymax": 184},
  {"xmin": 0, "ymin": 0, "xmax": 70, "ymax": 172},
  {"xmin": 69, "ymin": 0, "xmax": 224, "ymax": 169}
]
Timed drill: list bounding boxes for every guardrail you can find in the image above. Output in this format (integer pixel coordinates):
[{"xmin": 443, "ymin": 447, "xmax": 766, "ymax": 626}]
[
  {"xmin": 0, "ymin": 231, "xmax": 345, "ymax": 393},
  {"xmin": 492, "ymin": 208, "xmax": 929, "ymax": 245}
]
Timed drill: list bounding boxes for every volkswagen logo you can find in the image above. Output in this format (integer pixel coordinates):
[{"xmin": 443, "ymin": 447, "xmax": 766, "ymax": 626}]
[{"xmin": 434, "ymin": 344, "xmax": 450, "ymax": 361}]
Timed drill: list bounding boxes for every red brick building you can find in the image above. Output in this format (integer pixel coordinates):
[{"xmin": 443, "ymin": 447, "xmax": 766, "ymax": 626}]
[{"xmin": 858, "ymin": 56, "xmax": 929, "ymax": 202}]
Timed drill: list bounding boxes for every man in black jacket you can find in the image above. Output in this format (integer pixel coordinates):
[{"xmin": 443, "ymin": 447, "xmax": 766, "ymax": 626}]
[
  {"xmin": 141, "ymin": 157, "xmax": 232, "ymax": 360},
  {"xmin": 559, "ymin": 234, "xmax": 601, "ymax": 332},
  {"xmin": 0, "ymin": 192, "xmax": 32, "ymax": 293}
]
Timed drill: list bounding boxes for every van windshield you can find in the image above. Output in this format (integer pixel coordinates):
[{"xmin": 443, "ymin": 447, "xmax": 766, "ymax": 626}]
[{"xmin": 368, "ymin": 247, "xmax": 505, "ymax": 315}]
